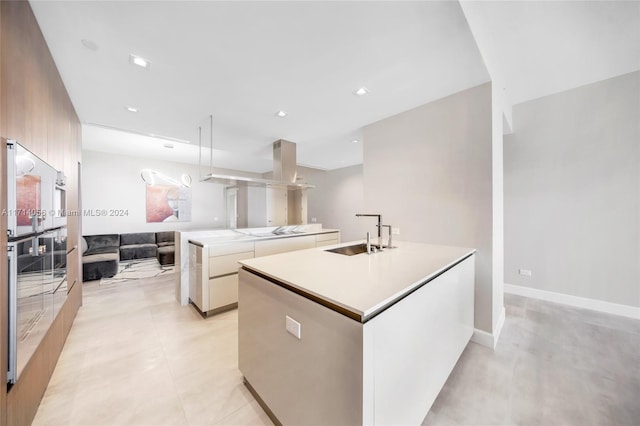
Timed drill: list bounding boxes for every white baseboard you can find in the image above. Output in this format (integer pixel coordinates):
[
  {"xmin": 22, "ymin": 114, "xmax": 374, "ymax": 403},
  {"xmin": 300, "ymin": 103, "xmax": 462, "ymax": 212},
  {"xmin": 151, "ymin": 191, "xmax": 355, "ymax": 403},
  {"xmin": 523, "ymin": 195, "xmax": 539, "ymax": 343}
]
[
  {"xmin": 471, "ymin": 306, "xmax": 506, "ymax": 349},
  {"xmin": 504, "ymin": 283, "xmax": 640, "ymax": 320},
  {"xmin": 471, "ymin": 328, "xmax": 494, "ymax": 348}
]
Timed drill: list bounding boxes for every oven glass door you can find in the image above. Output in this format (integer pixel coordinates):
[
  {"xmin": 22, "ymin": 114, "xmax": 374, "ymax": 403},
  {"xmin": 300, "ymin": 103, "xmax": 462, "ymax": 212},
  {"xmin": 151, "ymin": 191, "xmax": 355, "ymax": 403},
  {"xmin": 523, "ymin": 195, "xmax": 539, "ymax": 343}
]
[
  {"xmin": 7, "ymin": 142, "xmax": 56, "ymax": 237},
  {"xmin": 8, "ymin": 231, "xmax": 63, "ymax": 384}
]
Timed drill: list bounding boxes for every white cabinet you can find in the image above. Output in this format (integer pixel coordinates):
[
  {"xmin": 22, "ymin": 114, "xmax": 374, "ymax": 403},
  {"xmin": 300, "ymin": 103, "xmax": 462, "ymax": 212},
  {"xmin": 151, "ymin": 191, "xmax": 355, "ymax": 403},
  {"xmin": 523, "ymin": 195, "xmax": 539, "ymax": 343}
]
[
  {"xmin": 208, "ymin": 274, "xmax": 240, "ymax": 311},
  {"xmin": 315, "ymin": 232, "xmax": 340, "ymax": 247},
  {"xmin": 208, "ymin": 251, "xmax": 254, "ymax": 276},
  {"xmin": 189, "ymin": 232, "xmax": 339, "ymax": 316},
  {"xmin": 189, "ymin": 242, "xmax": 255, "ymax": 316},
  {"xmin": 238, "ymin": 254, "xmax": 475, "ymax": 425},
  {"xmin": 253, "ymin": 232, "xmax": 340, "ymax": 258},
  {"xmin": 254, "ymin": 235, "xmax": 316, "ymax": 258}
]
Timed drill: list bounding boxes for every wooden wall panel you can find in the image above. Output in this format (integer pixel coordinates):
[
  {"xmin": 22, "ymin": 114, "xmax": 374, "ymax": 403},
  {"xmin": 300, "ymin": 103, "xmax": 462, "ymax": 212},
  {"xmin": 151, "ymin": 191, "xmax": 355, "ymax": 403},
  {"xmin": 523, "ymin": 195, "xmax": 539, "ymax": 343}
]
[
  {"xmin": 1, "ymin": 0, "xmax": 28, "ymax": 143},
  {"xmin": 6, "ymin": 304, "xmax": 66, "ymax": 426},
  {"xmin": 0, "ymin": 98, "xmax": 8, "ymax": 426},
  {"xmin": 1, "ymin": 1, "xmax": 83, "ymax": 425},
  {"xmin": 64, "ymin": 276, "xmax": 82, "ymax": 336}
]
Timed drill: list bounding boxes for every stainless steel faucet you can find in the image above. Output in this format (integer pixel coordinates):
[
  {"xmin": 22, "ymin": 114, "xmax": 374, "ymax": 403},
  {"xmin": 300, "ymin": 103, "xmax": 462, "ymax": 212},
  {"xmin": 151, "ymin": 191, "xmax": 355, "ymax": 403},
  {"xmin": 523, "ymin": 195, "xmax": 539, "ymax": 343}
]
[
  {"xmin": 356, "ymin": 213, "xmax": 382, "ymax": 249},
  {"xmin": 365, "ymin": 232, "xmax": 378, "ymax": 254},
  {"xmin": 381, "ymin": 225, "xmax": 395, "ymax": 248}
]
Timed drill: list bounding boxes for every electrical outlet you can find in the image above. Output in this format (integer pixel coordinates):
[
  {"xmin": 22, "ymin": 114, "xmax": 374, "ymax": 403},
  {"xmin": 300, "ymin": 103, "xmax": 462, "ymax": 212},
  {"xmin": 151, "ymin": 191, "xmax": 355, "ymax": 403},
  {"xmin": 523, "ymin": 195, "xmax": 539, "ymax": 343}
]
[
  {"xmin": 519, "ymin": 269, "xmax": 532, "ymax": 277},
  {"xmin": 285, "ymin": 315, "xmax": 301, "ymax": 339},
  {"xmin": 392, "ymin": 227, "xmax": 400, "ymax": 235},
  {"xmin": 311, "ymin": 217, "xmax": 317, "ymax": 223}
]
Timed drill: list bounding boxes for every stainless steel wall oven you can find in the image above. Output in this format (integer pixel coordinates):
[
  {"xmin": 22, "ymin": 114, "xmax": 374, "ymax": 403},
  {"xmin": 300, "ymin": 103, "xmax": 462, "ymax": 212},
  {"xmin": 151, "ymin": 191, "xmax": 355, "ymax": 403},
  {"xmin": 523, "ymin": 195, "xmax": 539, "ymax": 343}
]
[{"xmin": 4, "ymin": 138, "xmax": 67, "ymax": 385}]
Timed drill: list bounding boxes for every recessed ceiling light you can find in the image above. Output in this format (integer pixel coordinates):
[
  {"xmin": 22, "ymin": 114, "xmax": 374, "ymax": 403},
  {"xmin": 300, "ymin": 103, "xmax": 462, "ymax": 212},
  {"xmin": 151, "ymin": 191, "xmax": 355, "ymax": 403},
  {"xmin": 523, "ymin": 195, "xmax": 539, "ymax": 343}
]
[
  {"xmin": 351, "ymin": 139, "xmax": 359, "ymax": 144},
  {"xmin": 81, "ymin": 39, "xmax": 99, "ymax": 51},
  {"xmin": 354, "ymin": 87, "xmax": 369, "ymax": 96},
  {"xmin": 129, "ymin": 54, "xmax": 150, "ymax": 69},
  {"xmin": 276, "ymin": 110, "xmax": 288, "ymax": 118},
  {"xmin": 125, "ymin": 106, "xmax": 138, "ymax": 113}
]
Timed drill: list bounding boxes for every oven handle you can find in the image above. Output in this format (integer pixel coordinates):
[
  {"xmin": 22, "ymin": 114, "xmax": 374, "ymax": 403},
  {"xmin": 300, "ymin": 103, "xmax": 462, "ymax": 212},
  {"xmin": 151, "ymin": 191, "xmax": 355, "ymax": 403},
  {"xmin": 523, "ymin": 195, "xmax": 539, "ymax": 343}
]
[
  {"xmin": 5, "ymin": 138, "xmax": 17, "ymax": 237},
  {"xmin": 7, "ymin": 242, "xmax": 17, "ymax": 384}
]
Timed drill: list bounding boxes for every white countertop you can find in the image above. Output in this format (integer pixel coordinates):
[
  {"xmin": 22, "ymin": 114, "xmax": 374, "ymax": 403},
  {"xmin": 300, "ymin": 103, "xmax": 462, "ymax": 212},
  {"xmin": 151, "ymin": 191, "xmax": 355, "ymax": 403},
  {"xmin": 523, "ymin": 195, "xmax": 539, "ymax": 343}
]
[
  {"xmin": 239, "ymin": 241, "xmax": 475, "ymax": 321},
  {"xmin": 189, "ymin": 228, "xmax": 340, "ymax": 247}
]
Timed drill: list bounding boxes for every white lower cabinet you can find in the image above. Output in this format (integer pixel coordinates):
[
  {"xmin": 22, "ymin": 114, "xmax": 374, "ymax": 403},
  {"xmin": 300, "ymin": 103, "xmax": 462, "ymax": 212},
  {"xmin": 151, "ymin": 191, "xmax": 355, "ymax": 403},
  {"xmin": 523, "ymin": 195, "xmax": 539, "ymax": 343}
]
[
  {"xmin": 208, "ymin": 251, "xmax": 255, "ymax": 277},
  {"xmin": 315, "ymin": 232, "xmax": 340, "ymax": 247},
  {"xmin": 254, "ymin": 235, "xmax": 316, "ymax": 257},
  {"xmin": 208, "ymin": 275, "xmax": 239, "ymax": 311},
  {"xmin": 190, "ymin": 243, "xmax": 255, "ymax": 316},
  {"xmin": 190, "ymin": 231, "xmax": 340, "ymax": 316}
]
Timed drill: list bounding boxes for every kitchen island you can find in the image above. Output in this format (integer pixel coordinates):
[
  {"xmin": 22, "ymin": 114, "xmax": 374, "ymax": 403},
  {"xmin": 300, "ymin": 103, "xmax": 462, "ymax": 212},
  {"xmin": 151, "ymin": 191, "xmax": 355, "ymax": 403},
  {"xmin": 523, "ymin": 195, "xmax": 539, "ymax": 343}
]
[
  {"xmin": 238, "ymin": 241, "xmax": 475, "ymax": 425},
  {"xmin": 178, "ymin": 225, "xmax": 339, "ymax": 314}
]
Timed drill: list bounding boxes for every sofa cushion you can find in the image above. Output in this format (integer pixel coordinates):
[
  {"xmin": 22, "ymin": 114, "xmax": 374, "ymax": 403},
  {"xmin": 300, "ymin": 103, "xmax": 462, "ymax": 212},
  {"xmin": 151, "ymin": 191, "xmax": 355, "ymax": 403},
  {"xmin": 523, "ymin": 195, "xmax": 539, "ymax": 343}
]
[
  {"xmin": 82, "ymin": 253, "xmax": 118, "ymax": 281},
  {"xmin": 120, "ymin": 243, "xmax": 157, "ymax": 261},
  {"xmin": 82, "ymin": 252, "xmax": 119, "ymax": 263},
  {"xmin": 156, "ymin": 231, "xmax": 175, "ymax": 245},
  {"xmin": 85, "ymin": 234, "xmax": 119, "ymax": 251},
  {"xmin": 120, "ymin": 233, "xmax": 155, "ymax": 246},
  {"xmin": 157, "ymin": 245, "xmax": 175, "ymax": 266},
  {"xmin": 84, "ymin": 246, "xmax": 119, "ymax": 256}
]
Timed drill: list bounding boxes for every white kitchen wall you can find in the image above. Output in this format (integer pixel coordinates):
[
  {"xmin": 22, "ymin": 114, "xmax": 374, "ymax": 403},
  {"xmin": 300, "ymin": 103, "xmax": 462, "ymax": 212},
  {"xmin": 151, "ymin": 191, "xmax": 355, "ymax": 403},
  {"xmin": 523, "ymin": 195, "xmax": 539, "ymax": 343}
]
[
  {"xmin": 300, "ymin": 165, "xmax": 368, "ymax": 242},
  {"xmin": 362, "ymin": 82, "xmax": 499, "ymax": 335},
  {"xmin": 504, "ymin": 71, "xmax": 640, "ymax": 308},
  {"xmin": 81, "ymin": 150, "xmax": 260, "ymax": 235}
]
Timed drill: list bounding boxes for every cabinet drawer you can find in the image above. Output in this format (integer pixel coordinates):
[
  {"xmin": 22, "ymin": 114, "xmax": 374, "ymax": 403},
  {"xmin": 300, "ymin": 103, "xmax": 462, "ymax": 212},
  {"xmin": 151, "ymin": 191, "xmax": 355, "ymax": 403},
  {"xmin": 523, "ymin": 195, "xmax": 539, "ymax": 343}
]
[
  {"xmin": 316, "ymin": 239, "xmax": 339, "ymax": 248},
  {"xmin": 209, "ymin": 251, "xmax": 254, "ymax": 278},
  {"xmin": 316, "ymin": 232, "xmax": 339, "ymax": 242},
  {"xmin": 208, "ymin": 241, "xmax": 255, "ymax": 257},
  {"xmin": 254, "ymin": 235, "xmax": 316, "ymax": 258},
  {"xmin": 208, "ymin": 274, "xmax": 238, "ymax": 311}
]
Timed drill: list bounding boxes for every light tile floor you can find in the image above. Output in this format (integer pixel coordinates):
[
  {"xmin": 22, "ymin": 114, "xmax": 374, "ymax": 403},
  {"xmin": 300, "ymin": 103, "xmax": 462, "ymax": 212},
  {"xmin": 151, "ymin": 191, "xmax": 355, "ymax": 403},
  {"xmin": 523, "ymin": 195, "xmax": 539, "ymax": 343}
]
[
  {"xmin": 33, "ymin": 273, "xmax": 640, "ymax": 426},
  {"xmin": 424, "ymin": 294, "xmax": 640, "ymax": 426},
  {"xmin": 33, "ymin": 274, "xmax": 271, "ymax": 426}
]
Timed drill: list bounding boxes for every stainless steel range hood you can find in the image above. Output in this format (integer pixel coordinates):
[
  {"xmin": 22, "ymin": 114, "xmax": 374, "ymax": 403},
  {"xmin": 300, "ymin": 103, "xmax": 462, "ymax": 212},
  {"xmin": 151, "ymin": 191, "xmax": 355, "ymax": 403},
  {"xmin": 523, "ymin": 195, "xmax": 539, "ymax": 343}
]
[{"xmin": 198, "ymin": 116, "xmax": 314, "ymax": 189}]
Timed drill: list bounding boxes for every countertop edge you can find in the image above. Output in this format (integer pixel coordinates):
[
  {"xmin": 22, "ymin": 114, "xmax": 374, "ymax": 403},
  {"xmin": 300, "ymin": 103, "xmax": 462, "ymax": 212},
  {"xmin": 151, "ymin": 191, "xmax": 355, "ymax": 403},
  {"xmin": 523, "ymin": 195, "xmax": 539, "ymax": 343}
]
[
  {"xmin": 188, "ymin": 229, "xmax": 340, "ymax": 247},
  {"xmin": 361, "ymin": 250, "xmax": 476, "ymax": 322},
  {"xmin": 240, "ymin": 247, "xmax": 476, "ymax": 323}
]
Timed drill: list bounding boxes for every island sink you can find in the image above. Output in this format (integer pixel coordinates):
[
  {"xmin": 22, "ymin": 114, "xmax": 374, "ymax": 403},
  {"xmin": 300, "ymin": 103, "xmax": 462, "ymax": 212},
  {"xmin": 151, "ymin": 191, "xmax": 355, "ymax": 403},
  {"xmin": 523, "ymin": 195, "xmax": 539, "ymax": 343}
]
[{"xmin": 325, "ymin": 243, "xmax": 381, "ymax": 256}]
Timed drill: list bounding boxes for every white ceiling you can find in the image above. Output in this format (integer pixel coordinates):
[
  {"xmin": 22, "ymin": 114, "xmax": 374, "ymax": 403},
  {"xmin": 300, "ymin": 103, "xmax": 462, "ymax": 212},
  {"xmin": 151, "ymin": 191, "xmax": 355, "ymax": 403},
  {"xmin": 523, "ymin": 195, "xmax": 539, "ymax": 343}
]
[
  {"xmin": 461, "ymin": 0, "xmax": 640, "ymax": 106},
  {"xmin": 30, "ymin": 1, "xmax": 639, "ymax": 173},
  {"xmin": 82, "ymin": 124, "xmax": 274, "ymax": 174}
]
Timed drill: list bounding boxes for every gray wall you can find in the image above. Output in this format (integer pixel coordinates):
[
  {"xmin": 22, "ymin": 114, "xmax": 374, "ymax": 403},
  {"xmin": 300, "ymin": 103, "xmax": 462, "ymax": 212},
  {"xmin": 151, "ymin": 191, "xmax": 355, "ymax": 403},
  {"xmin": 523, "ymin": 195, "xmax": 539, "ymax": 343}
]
[
  {"xmin": 504, "ymin": 71, "xmax": 640, "ymax": 307},
  {"xmin": 362, "ymin": 83, "xmax": 496, "ymax": 333},
  {"xmin": 301, "ymin": 165, "xmax": 368, "ymax": 242}
]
